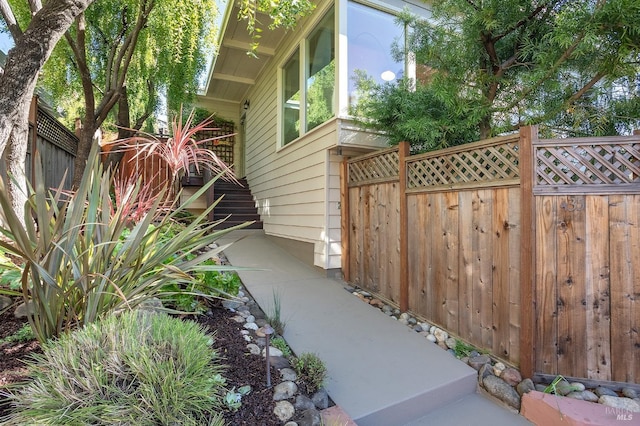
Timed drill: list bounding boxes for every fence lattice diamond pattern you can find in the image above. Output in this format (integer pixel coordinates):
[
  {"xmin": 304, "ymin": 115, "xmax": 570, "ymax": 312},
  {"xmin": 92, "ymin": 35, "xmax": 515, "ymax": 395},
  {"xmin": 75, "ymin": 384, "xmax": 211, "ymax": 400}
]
[{"xmin": 348, "ymin": 151, "xmax": 399, "ymax": 185}]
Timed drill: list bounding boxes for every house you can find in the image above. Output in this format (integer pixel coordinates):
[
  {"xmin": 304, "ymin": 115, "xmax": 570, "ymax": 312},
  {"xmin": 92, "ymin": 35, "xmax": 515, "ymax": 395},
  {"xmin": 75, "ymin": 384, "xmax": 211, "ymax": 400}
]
[{"xmin": 197, "ymin": 0, "xmax": 431, "ymax": 274}]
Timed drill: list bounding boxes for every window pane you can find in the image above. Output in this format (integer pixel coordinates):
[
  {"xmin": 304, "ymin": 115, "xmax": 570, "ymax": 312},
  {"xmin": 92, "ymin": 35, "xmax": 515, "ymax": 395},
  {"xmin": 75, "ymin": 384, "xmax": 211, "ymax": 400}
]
[
  {"xmin": 283, "ymin": 50, "xmax": 300, "ymax": 145},
  {"xmin": 348, "ymin": 2, "xmax": 403, "ymax": 107},
  {"xmin": 306, "ymin": 9, "xmax": 335, "ymax": 131}
]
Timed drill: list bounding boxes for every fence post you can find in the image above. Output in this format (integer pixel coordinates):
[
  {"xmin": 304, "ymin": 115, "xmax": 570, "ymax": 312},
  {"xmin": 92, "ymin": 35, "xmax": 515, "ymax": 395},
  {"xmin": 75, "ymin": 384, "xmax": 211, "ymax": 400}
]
[
  {"xmin": 519, "ymin": 126, "xmax": 537, "ymax": 378},
  {"xmin": 399, "ymin": 141, "xmax": 410, "ymax": 312},
  {"xmin": 341, "ymin": 158, "xmax": 351, "ymax": 282}
]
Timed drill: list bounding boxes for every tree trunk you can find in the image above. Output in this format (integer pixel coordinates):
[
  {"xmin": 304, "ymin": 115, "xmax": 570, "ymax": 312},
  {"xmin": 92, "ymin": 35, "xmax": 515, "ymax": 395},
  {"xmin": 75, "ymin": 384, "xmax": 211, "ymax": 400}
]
[
  {"xmin": 0, "ymin": 0, "xmax": 95, "ymax": 221},
  {"xmin": 72, "ymin": 118, "xmax": 98, "ymax": 189}
]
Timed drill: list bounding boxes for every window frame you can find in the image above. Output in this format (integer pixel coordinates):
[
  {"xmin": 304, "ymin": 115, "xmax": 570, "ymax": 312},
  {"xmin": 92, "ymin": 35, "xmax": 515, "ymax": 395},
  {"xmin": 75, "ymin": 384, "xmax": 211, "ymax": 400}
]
[{"xmin": 278, "ymin": 6, "xmax": 336, "ymax": 149}]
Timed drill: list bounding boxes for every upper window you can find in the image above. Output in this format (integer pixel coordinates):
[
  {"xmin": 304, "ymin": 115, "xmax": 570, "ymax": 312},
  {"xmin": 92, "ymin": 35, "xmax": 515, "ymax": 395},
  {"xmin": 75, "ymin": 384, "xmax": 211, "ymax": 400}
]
[
  {"xmin": 347, "ymin": 2, "xmax": 404, "ymax": 107},
  {"xmin": 281, "ymin": 8, "xmax": 335, "ymax": 146}
]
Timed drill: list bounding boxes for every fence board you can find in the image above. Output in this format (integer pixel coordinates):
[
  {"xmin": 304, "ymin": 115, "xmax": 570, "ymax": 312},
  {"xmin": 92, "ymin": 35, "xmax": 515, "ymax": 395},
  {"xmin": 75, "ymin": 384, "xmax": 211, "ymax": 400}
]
[
  {"xmin": 609, "ymin": 195, "xmax": 640, "ymax": 382},
  {"xmin": 458, "ymin": 191, "xmax": 476, "ymax": 343},
  {"xmin": 585, "ymin": 196, "xmax": 611, "ymax": 380},
  {"xmin": 556, "ymin": 195, "xmax": 588, "ymax": 377},
  {"xmin": 535, "ymin": 196, "xmax": 558, "ymax": 374},
  {"xmin": 493, "ymin": 188, "xmax": 510, "ymax": 359}
]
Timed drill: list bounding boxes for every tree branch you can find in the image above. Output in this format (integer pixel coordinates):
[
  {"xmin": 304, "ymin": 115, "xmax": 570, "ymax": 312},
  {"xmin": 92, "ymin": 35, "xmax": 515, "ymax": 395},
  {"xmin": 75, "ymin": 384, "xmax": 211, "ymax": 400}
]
[
  {"xmin": 0, "ymin": 0, "xmax": 23, "ymax": 40},
  {"xmin": 114, "ymin": 0, "xmax": 155, "ymax": 90},
  {"xmin": 492, "ymin": 1, "xmax": 554, "ymax": 43},
  {"xmin": 464, "ymin": 0, "xmax": 479, "ymax": 11}
]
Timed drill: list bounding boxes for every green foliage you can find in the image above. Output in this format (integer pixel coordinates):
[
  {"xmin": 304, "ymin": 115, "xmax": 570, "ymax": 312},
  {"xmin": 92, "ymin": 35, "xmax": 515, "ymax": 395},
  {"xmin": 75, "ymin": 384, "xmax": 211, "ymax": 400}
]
[
  {"xmin": 161, "ymin": 261, "xmax": 242, "ymax": 314},
  {"xmin": 0, "ymin": 324, "xmax": 34, "ymax": 345},
  {"xmin": 292, "ymin": 352, "xmax": 328, "ymax": 394},
  {"xmin": 224, "ymin": 385, "xmax": 251, "ymax": 412},
  {"xmin": 2, "ymin": 311, "xmax": 226, "ymax": 425},
  {"xmin": 270, "ymin": 336, "xmax": 292, "ymax": 358},
  {"xmin": 453, "ymin": 339, "xmax": 478, "ymax": 359},
  {"xmin": 0, "ymin": 249, "xmax": 22, "ymax": 294},
  {"xmin": 543, "ymin": 375, "xmax": 582, "ymax": 396},
  {"xmin": 0, "ymin": 142, "xmax": 247, "ymax": 342},
  {"xmin": 265, "ymin": 290, "xmax": 286, "ymax": 336},
  {"xmin": 353, "ymin": 0, "xmax": 640, "ymax": 151}
]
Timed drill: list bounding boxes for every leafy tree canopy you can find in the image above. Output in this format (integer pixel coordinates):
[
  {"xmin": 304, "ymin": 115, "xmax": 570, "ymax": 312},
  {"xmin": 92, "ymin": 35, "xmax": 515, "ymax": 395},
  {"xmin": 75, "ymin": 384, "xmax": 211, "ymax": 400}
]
[{"xmin": 353, "ymin": 0, "xmax": 640, "ymax": 153}]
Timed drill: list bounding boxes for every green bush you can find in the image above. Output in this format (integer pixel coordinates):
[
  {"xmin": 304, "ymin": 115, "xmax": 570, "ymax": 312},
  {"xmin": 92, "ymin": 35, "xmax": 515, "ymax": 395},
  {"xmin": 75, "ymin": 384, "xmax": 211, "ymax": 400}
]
[
  {"xmin": 3, "ymin": 311, "xmax": 226, "ymax": 425},
  {"xmin": 270, "ymin": 336, "xmax": 292, "ymax": 358},
  {"xmin": 291, "ymin": 352, "xmax": 327, "ymax": 394},
  {"xmin": 0, "ymin": 323, "xmax": 34, "ymax": 344}
]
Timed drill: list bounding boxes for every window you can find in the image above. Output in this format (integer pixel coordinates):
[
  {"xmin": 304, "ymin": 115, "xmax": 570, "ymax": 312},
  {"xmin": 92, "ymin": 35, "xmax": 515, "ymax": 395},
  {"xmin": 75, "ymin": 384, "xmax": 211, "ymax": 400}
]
[
  {"xmin": 306, "ymin": 11, "xmax": 335, "ymax": 131},
  {"xmin": 347, "ymin": 2, "xmax": 404, "ymax": 107},
  {"xmin": 281, "ymin": 8, "xmax": 335, "ymax": 146},
  {"xmin": 283, "ymin": 50, "xmax": 301, "ymax": 145}
]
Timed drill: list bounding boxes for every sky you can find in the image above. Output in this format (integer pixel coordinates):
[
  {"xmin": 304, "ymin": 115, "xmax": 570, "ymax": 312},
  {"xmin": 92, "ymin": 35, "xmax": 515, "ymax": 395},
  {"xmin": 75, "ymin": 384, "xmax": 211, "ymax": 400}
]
[{"xmin": 0, "ymin": 32, "xmax": 13, "ymax": 54}]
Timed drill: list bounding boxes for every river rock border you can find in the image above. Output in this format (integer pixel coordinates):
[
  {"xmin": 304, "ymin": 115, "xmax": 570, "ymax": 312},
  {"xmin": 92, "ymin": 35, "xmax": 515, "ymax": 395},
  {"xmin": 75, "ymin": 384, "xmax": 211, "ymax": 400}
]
[{"xmin": 348, "ymin": 286, "xmax": 640, "ymax": 415}]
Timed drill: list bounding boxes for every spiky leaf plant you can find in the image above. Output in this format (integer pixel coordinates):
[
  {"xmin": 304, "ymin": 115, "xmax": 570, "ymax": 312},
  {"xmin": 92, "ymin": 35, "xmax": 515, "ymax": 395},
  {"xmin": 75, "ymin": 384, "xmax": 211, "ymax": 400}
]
[{"xmin": 0, "ymin": 142, "xmax": 249, "ymax": 342}]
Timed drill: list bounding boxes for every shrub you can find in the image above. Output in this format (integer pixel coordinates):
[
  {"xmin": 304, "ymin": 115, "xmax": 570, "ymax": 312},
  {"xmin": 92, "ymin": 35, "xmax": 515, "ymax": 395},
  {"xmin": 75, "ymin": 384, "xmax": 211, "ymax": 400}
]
[
  {"xmin": 291, "ymin": 352, "xmax": 327, "ymax": 394},
  {"xmin": 3, "ymin": 311, "xmax": 226, "ymax": 425},
  {"xmin": 270, "ymin": 336, "xmax": 292, "ymax": 358}
]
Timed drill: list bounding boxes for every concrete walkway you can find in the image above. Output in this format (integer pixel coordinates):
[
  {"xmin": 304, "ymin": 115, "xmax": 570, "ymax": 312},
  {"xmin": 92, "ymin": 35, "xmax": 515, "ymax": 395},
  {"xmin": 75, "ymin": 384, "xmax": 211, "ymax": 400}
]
[{"xmin": 218, "ymin": 230, "xmax": 532, "ymax": 426}]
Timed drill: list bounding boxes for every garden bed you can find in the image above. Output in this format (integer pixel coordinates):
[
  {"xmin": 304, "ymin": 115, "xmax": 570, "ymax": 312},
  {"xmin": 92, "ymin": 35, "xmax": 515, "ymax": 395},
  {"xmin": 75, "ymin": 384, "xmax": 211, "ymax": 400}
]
[{"xmin": 0, "ymin": 301, "xmax": 282, "ymax": 424}]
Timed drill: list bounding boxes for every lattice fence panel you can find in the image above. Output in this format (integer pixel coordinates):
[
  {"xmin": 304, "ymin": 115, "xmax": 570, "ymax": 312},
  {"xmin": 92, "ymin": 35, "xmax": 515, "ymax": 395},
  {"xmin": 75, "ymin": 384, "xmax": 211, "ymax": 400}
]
[
  {"xmin": 348, "ymin": 149, "xmax": 400, "ymax": 186},
  {"xmin": 36, "ymin": 108, "xmax": 78, "ymax": 155},
  {"xmin": 535, "ymin": 142, "xmax": 640, "ymax": 187},
  {"xmin": 406, "ymin": 140, "xmax": 519, "ymax": 189}
]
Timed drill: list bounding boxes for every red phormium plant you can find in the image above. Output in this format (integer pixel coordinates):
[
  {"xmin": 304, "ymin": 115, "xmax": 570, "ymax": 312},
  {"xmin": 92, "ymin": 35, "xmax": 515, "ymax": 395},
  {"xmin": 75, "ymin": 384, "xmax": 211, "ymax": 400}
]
[{"xmin": 106, "ymin": 107, "xmax": 238, "ymax": 206}]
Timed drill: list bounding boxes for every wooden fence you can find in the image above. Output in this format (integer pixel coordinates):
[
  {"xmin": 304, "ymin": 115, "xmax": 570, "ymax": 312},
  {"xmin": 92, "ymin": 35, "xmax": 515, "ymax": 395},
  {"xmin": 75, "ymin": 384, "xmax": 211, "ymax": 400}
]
[
  {"xmin": 1, "ymin": 97, "xmax": 77, "ymax": 191},
  {"xmin": 341, "ymin": 126, "xmax": 640, "ymax": 385}
]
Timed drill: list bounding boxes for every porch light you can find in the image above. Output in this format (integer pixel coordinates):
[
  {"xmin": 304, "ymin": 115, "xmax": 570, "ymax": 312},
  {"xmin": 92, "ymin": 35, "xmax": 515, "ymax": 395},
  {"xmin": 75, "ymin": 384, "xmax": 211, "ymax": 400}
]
[{"xmin": 243, "ymin": 99, "xmax": 250, "ymax": 110}]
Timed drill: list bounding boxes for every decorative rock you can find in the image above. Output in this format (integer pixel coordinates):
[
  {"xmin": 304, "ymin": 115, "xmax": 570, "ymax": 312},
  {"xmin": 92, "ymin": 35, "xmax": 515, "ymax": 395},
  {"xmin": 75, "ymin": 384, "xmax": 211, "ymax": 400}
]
[
  {"xmin": 447, "ymin": 349, "xmax": 456, "ymax": 357},
  {"xmin": 478, "ymin": 363, "xmax": 494, "ymax": 386},
  {"xmin": 429, "ymin": 326, "xmax": 436, "ymax": 335},
  {"xmin": 0, "ymin": 296, "xmax": 11, "ymax": 311},
  {"xmin": 445, "ymin": 338, "xmax": 457, "ymax": 350},
  {"xmin": 296, "ymin": 409, "xmax": 322, "ymax": 426},
  {"xmin": 273, "ymin": 381, "xmax": 298, "ymax": 401},
  {"xmin": 598, "ymin": 395, "xmax": 640, "ymax": 413},
  {"xmin": 468, "ymin": 355, "xmax": 491, "ymax": 371},
  {"xmin": 566, "ymin": 391, "xmax": 585, "ymax": 400},
  {"xmin": 312, "ymin": 388, "xmax": 329, "ymax": 410},
  {"xmin": 469, "ymin": 350, "xmax": 480, "ymax": 358},
  {"xmin": 398, "ymin": 317, "xmax": 409, "ymax": 325},
  {"xmin": 554, "ymin": 381, "xmax": 575, "ymax": 396},
  {"xmin": 294, "ymin": 395, "xmax": 316, "ymax": 411},
  {"xmin": 500, "ymin": 368, "xmax": 522, "ymax": 386},
  {"xmin": 256, "ymin": 318, "xmax": 268, "ymax": 327},
  {"xmin": 399, "ymin": 313, "xmax": 409, "ymax": 320},
  {"xmin": 408, "ymin": 317, "xmax": 417, "ymax": 325},
  {"xmin": 243, "ymin": 335, "xmax": 252, "ymax": 342},
  {"xmin": 280, "ymin": 368, "xmax": 297, "ymax": 382},
  {"xmin": 222, "ymin": 299, "xmax": 242, "ymax": 310},
  {"xmin": 245, "ymin": 314, "xmax": 256, "ymax": 323},
  {"xmin": 14, "ymin": 301, "xmax": 33, "ymax": 318},
  {"xmin": 240, "ymin": 330, "xmax": 250, "ymax": 335},
  {"xmin": 535, "ymin": 384, "xmax": 548, "ymax": 392},
  {"xmin": 284, "ymin": 422, "xmax": 298, "ymax": 426},
  {"xmin": 263, "ymin": 346, "xmax": 284, "ymax": 358},
  {"xmin": 243, "ymin": 322, "xmax": 259, "ymax": 331},
  {"xmin": 247, "ymin": 343, "xmax": 261, "ymax": 355},
  {"xmin": 622, "ymin": 387, "xmax": 639, "ymax": 399},
  {"xmin": 418, "ymin": 322, "xmax": 430, "ymax": 332},
  {"xmin": 493, "ymin": 362, "xmax": 506, "ymax": 377},
  {"xmin": 369, "ymin": 299, "xmax": 384, "ymax": 308},
  {"xmin": 270, "ymin": 356, "xmax": 291, "ymax": 370},
  {"xmin": 595, "ymin": 386, "xmax": 618, "ymax": 397},
  {"xmin": 569, "ymin": 382, "xmax": 586, "ymax": 392},
  {"xmin": 580, "ymin": 390, "xmax": 599, "ymax": 403},
  {"xmin": 274, "ymin": 401, "xmax": 296, "ymax": 422},
  {"xmin": 231, "ymin": 316, "xmax": 245, "ymax": 323},
  {"xmin": 483, "ymin": 375, "xmax": 521, "ymax": 410},
  {"xmin": 433, "ymin": 328, "xmax": 448, "ymax": 343},
  {"xmin": 413, "ymin": 325, "xmax": 423, "ymax": 332},
  {"xmin": 426, "ymin": 334, "xmax": 437, "ymax": 343},
  {"xmin": 516, "ymin": 378, "xmax": 535, "ymax": 396},
  {"xmin": 393, "ymin": 308, "xmax": 400, "ymax": 315}
]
